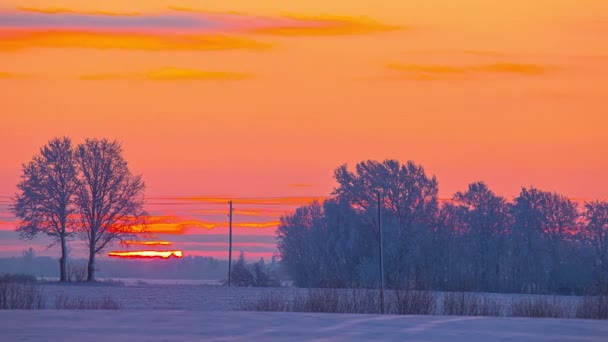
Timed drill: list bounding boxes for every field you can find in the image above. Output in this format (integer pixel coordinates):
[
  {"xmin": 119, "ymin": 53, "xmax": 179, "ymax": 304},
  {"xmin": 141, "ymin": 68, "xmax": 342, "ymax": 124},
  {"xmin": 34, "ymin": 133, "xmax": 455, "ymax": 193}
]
[
  {"xmin": 1, "ymin": 283, "xmax": 607, "ymax": 341},
  {"xmin": 2, "ymin": 309, "xmax": 608, "ymax": 341},
  {"xmin": 31, "ymin": 283, "xmax": 586, "ymax": 314}
]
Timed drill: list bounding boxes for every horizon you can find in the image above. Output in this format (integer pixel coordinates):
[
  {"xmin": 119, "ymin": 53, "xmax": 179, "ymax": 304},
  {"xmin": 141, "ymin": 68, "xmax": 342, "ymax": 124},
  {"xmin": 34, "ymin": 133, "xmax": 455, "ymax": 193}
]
[{"xmin": 1, "ymin": 0, "xmax": 607, "ymax": 261}]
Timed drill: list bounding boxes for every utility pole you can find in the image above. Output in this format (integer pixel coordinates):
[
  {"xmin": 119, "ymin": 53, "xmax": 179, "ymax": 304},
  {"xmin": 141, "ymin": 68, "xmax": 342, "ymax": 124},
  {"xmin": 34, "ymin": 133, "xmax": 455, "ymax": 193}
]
[
  {"xmin": 378, "ymin": 191, "xmax": 384, "ymax": 314},
  {"xmin": 228, "ymin": 200, "xmax": 233, "ymax": 287}
]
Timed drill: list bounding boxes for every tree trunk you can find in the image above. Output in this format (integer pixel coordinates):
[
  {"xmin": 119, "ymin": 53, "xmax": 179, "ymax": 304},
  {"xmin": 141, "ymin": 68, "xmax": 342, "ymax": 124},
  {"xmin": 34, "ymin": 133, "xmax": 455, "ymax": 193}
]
[
  {"xmin": 87, "ymin": 245, "xmax": 96, "ymax": 282},
  {"xmin": 59, "ymin": 235, "xmax": 67, "ymax": 282}
]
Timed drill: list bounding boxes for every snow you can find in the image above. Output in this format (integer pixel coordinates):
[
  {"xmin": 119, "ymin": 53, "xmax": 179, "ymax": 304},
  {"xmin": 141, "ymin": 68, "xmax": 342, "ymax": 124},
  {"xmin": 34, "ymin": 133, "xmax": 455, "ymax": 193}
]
[
  {"xmin": 3, "ymin": 284, "xmax": 606, "ymax": 341},
  {"xmin": 37, "ymin": 283, "xmax": 584, "ymax": 313},
  {"xmin": 1, "ymin": 310, "xmax": 607, "ymax": 341}
]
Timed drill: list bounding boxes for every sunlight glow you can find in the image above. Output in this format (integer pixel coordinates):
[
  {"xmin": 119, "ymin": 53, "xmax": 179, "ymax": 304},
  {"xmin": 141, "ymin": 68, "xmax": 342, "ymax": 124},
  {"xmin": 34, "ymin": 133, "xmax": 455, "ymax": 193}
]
[{"xmin": 107, "ymin": 250, "xmax": 183, "ymax": 259}]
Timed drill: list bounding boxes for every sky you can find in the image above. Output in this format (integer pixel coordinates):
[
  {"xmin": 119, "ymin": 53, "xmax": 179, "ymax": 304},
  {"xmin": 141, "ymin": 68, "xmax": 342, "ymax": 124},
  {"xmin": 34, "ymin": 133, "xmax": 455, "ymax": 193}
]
[{"xmin": 0, "ymin": 0, "xmax": 607, "ymax": 262}]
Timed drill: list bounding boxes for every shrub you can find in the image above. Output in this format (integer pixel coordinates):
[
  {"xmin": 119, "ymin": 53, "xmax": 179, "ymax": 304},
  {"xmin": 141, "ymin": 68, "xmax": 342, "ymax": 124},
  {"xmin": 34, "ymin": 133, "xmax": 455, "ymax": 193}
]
[
  {"xmin": 240, "ymin": 291, "xmax": 291, "ymax": 312},
  {"xmin": 293, "ymin": 288, "xmax": 343, "ymax": 313},
  {"xmin": 54, "ymin": 291, "xmax": 121, "ymax": 310},
  {"xmin": 67, "ymin": 263, "xmax": 87, "ymax": 282},
  {"xmin": 0, "ymin": 273, "xmax": 37, "ymax": 283},
  {"xmin": 393, "ymin": 289, "xmax": 437, "ymax": 315},
  {"xmin": 344, "ymin": 288, "xmax": 380, "ymax": 314},
  {"xmin": 510, "ymin": 296, "xmax": 570, "ymax": 318},
  {"xmin": 0, "ymin": 277, "xmax": 45, "ymax": 310},
  {"xmin": 576, "ymin": 295, "xmax": 608, "ymax": 320},
  {"xmin": 443, "ymin": 292, "xmax": 479, "ymax": 316}
]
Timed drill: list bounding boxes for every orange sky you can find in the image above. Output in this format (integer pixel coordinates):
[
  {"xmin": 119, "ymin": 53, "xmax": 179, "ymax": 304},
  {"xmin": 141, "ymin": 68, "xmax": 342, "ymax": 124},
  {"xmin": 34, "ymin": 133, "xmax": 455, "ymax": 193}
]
[{"xmin": 0, "ymin": 0, "xmax": 607, "ymax": 260}]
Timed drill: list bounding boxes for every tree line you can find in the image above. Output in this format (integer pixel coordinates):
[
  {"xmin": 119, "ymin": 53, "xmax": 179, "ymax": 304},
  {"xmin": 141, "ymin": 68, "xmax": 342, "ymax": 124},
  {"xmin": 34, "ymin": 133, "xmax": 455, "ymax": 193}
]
[
  {"xmin": 11, "ymin": 137, "xmax": 146, "ymax": 282},
  {"xmin": 277, "ymin": 160, "xmax": 608, "ymax": 295}
]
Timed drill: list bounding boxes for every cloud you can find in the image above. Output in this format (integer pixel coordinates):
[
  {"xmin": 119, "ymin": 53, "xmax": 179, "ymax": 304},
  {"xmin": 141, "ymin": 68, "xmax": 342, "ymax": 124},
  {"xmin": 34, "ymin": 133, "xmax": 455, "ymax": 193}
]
[
  {"xmin": 0, "ymin": 8, "xmax": 399, "ymax": 52},
  {"xmin": 288, "ymin": 183, "xmax": 314, "ymax": 188},
  {"xmin": 18, "ymin": 6, "xmax": 141, "ymax": 16},
  {"xmin": 120, "ymin": 241, "xmax": 172, "ymax": 246},
  {"xmin": 79, "ymin": 73, "xmax": 129, "ymax": 81},
  {"xmin": 387, "ymin": 61, "xmax": 548, "ymax": 80},
  {"xmin": 250, "ymin": 13, "xmax": 401, "ymax": 36},
  {"xmin": 472, "ymin": 62, "xmax": 546, "ymax": 75},
  {"xmin": 167, "ymin": 6, "xmax": 243, "ymax": 16},
  {"xmin": 138, "ymin": 215, "xmax": 281, "ymax": 235},
  {"xmin": 1, "ymin": 12, "xmax": 206, "ymax": 29},
  {"xmin": 79, "ymin": 68, "xmax": 248, "ymax": 82},
  {"xmin": 195, "ymin": 209, "xmax": 286, "ymax": 218},
  {"xmin": 0, "ymin": 30, "xmax": 269, "ymax": 51},
  {"xmin": 0, "ymin": 72, "xmax": 14, "ymax": 78},
  {"xmin": 154, "ymin": 196, "xmax": 325, "ymax": 206},
  {"xmin": 146, "ymin": 67, "xmax": 247, "ymax": 81}
]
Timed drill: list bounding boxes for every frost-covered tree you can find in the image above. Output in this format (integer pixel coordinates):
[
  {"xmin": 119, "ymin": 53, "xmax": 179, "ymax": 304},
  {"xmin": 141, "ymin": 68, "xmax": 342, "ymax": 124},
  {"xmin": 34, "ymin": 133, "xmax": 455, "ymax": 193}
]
[
  {"xmin": 453, "ymin": 182, "xmax": 510, "ymax": 291},
  {"xmin": 333, "ymin": 160, "xmax": 439, "ymax": 286},
  {"xmin": 74, "ymin": 138, "xmax": 146, "ymax": 282},
  {"xmin": 511, "ymin": 187, "xmax": 579, "ymax": 293},
  {"xmin": 12, "ymin": 137, "xmax": 77, "ymax": 282},
  {"xmin": 276, "ymin": 159, "xmax": 599, "ymax": 294},
  {"xmin": 230, "ymin": 251, "xmax": 254, "ymax": 286},
  {"xmin": 584, "ymin": 201, "xmax": 608, "ymax": 292}
]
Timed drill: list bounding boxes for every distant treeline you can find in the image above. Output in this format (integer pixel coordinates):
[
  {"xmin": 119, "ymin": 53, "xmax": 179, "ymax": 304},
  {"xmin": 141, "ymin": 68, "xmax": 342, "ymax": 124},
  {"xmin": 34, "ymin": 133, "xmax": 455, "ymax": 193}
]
[
  {"xmin": 277, "ymin": 160, "xmax": 608, "ymax": 295},
  {"xmin": 0, "ymin": 253, "xmax": 228, "ymax": 280}
]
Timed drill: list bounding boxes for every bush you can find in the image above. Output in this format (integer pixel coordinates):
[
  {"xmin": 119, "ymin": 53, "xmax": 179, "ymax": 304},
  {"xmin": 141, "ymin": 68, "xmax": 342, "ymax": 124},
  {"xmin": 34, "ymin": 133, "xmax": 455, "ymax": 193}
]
[
  {"xmin": 441, "ymin": 292, "xmax": 500, "ymax": 316},
  {"xmin": 240, "ymin": 291, "xmax": 291, "ymax": 312},
  {"xmin": 510, "ymin": 296, "xmax": 570, "ymax": 318},
  {"xmin": 226, "ymin": 254, "xmax": 280, "ymax": 287},
  {"xmin": 0, "ymin": 277, "xmax": 45, "ymax": 309},
  {"xmin": 576, "ymin": 295, "xmax": 608, "ymax": 320},
  {"xmin": 54, "ymin": 291, "xmax": 121, "ymax": 310},
  {"xmin": 0, "ymin": 273, "xmax": 37, "ymax": 283},
  {"xmin": 67, "ymin": 263, "xmax": 87, "ymax": 282},
  {"xmin": 293, "ymin": 288, "xmax": 343, "ymax": 313},
  {"xmin": 344, "ymin": 289, "xmax": 381, "ymax": 314},
  {"xmin": 393, "ymin": 289, "xmax": 437, "ymax": 315}
]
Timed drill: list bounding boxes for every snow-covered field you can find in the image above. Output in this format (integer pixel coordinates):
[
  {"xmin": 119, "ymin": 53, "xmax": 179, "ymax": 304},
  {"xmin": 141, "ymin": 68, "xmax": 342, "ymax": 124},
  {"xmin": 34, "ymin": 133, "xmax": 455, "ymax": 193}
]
[
  {"xmin": 2, "ymin": 283, "xmax": 606, "ymax": 341},
  {"xmin": 36, "ymin": 283, "xmax": 583, "ymax": 314},
  {"xmin": 2, "ymin": 310, "xmax": 607, "ymax": 341}
]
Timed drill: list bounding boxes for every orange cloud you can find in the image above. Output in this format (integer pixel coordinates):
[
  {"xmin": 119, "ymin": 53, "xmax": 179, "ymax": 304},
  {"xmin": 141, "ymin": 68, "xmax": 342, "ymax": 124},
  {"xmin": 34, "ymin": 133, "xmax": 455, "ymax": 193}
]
[
  {"xmin": 138, "ymin": 215, "xmax": 281, "ymax": 234},
  {"xmin": 0, "ymin": 30, "xmax": 269, "ymax": 52},
  {"xmin": 166, "ymin": 7, "xmax": 400, "ymax": 36},
  {"xmin": 0, "ymin": 72, "xmax": 14, "ymax": 78},
  {"xmin": 79, "ymin": 68, "xmax": 248, "ymax": 82},
  {"xmin": 289, "ymin": 183, "xmax": 314, "ymax": 188},
  {"xmin": 195, "ymin": 209, "xmax": 286, "ymax": 217},
  {"xmin": 18, "ymin": 6, "xmax": 141, "ymax": 16},
  {"xmin": 167, "ymin": 6, "xmax": 243, "ymax": 16},
  {"xmin": 387, "ymin": 61, "xmax": 548, "ymax": 80},
  {"xmin": 252, "ymin": 14, "xmax": 400, "ymax": 36},
  {"xmin": 146, "ymin": 67, "xmax": 247, "ymax": 81},
  {"xmin": 472, "ymin": 62, "xmax": 546, "ymax": 75},
  {"xmin": 79, "ymin": 73, "xmax": 129, "ymax": 81},
  {"xmin": 0, "ymin": 220, "xmax": 13, "ymax": 231},
  {"xmin": 120, "ymin": 240, "xmax": 172, "ymax": 246},
  {"xmin": 153, "ymin": 196, "xmax": 325, "ymax": 206}
]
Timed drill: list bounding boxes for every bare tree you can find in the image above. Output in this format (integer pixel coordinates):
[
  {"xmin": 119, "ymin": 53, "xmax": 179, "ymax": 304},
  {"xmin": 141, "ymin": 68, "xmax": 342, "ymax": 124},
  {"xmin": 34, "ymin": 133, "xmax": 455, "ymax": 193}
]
[
  {"xmin": 74, "ymin": 138, "xmax": 146, "ymax": 282},
  {"xmin": 11, "ymin": 137, "xmax": 77, "ymax": 282},
  {"xmin": 453, "ymin": 182, "xmax": 511, "ymax": 291},
  {"xmin": 512, "ymin": 187, "xmax": 579, "ymax": 293},
  {"xmin": 333, "ymin": 160, "xmax": 438, "ymax": 232},
  {"xmin": 584, "ymin": 201, "xmax": 608, "ymax": 292},
  {"xmin": 333, "ymin": 160, "xmax": 439, "ymax": 286}
]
